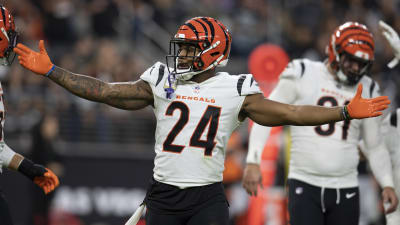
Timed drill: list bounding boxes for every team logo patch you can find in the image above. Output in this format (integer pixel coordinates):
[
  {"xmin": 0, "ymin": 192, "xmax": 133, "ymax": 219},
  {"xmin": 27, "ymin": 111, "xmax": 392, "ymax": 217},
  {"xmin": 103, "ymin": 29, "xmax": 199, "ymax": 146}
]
[{"xmin": 193, "ymin": 85, "xmax": 201, "ymax": 94}]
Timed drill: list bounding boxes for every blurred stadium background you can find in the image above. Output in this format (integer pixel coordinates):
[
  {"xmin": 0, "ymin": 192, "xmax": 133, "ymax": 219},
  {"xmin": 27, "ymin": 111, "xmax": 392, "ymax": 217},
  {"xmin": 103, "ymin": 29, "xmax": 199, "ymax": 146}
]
[{"xmin": 0, "ymin": 0, "xmax": 399, "ymax": 225}]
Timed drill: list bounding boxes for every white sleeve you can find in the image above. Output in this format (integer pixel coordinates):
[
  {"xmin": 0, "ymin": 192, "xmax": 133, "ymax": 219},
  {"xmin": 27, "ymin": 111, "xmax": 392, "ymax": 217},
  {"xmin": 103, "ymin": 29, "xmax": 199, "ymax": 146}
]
[
  {"xmin": 0, "ymin": 142, "xmax": 15, "ymax": 169},
  {"xmin": 237, "ymin": 74, "xmax": 263, "ymax": 96},
  {"xmin": 246, "ymin": 76, "xmax": 297, "ymax": 164},
  {"xmin": 361, "ymin": 116, "xmax": 395, "ymax": 188},
  {"xmin": 268, "ymin": 77, "xmax": 298, "ymax": 103}
]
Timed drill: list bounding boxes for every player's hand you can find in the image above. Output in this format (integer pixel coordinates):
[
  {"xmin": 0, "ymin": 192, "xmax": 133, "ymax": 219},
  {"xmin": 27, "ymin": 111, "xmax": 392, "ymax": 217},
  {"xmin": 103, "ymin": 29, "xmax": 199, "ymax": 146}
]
[
  {"xmin": 346, "ymin": 84, "xmax": 390, "ymax": 119},
  {"xmin": 18, "ymin": 159, "xmax": 60, "ymax": 194},
  {"xmin": 382, "ymin": 187, "xmax": 399, "ymax": 214},
  {"xmin": 33, "ymin": 168, "xmax": 60, "ymax": 194},
  {"xmin": 379, "ymin": 20, "xmax": 400, "ymax": 68},
  {"xmin": 242, "ymin": 163, "xmax": 263, "ymax": 196},
  {"xmin": 13, "ymin": 40, "xmax": 54, "ymax": 75}
]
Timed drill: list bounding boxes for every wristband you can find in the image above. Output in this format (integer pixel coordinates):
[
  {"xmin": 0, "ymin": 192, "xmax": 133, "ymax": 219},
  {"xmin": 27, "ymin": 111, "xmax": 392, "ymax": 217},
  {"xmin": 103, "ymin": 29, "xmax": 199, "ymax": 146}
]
[
  {"xmin": 17, "ymin": 158, "xmax": 46, "ymax": 180},
  {"xmin": 342, "ymin": 106, "xmax": 351, "ymax": 121},
  {"xmin": 45, "ymin": 65, "xmax": 56, "ymax": 77}
]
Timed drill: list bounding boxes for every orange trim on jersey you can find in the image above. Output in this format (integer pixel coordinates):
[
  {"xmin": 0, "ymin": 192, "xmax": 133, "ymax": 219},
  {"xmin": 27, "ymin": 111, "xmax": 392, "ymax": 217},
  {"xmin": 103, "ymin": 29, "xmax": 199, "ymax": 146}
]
[{"xmin": 321, "ymin": 88, "xmax": 351, "ymax": 100}]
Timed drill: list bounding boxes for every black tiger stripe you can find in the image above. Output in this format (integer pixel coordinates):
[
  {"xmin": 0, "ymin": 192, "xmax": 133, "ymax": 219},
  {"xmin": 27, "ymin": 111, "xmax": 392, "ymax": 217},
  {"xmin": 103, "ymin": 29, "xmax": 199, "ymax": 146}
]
[
  {"xmin": 237, "ymin": 75, "xmax": 246, "ymax": 96},
  {"xmin": 185, "ymin": 22, "xmax": 199, "ymax": 40},
  {"xmin": 390, "ymin": 111, "xmax": 397, "ymax": 127},
  {"xmin": 201, "ymin": 17, "xmax": 215, "ymax": 43},
  {"xmin": 0, "ymin": 6, "xmax": 6, "ymax": 28},
  {"xmin": 149, "ymin": 66, "xmax": 155, "ymax": 75},
  {"xmin": 339, "ymin": 26, "xmax": 371, "ymax": 36},
  {"xmin": 337, "ymin": 35, "xmax": 374, "ymax": 50},
  {"xmin": 300, "ymin": 61, "xmax": 305, "ymax": 77},
  {"xmin": 194, "ymin": 19, "xmax": 209, "ymax": 43},
  {"xmin": 369, "ymin": 81, "xmax": 375, "ymax": 98},
  {"xmin": 250, "ymin": 77, "xmax": 254, "ymax": 86},
  {"xmin": 156, "ymin": 64, "xmax": 165, "ymax": 86},
  {"xmin": 213, "ymin": 19, "xmax": 230, "ymax": 57},
  {"xmin": 337, "ymin": 32, "xmax": 374, "ymax": 50}
]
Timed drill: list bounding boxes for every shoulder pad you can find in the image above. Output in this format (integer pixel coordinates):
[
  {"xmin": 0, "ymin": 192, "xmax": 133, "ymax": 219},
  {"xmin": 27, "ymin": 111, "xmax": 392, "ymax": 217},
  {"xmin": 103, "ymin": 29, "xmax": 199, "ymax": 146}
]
[
  {"xmin": 359, "ymin": 77, "xmax": 380, "ymax": 98},
  {"xmin": 280, "ymin": 59, "xmax": 307, "ymax": 80},
  {"xmin": 382, "ymin": 110, "xmax": 398, "ymax": 133},
  {"xmin": 236, "ymin": 74, "xmax": 263, "ymax": 96},
  {"xmin": 140, "ymin": 62, "xmax": 168, "ymax": 87}
]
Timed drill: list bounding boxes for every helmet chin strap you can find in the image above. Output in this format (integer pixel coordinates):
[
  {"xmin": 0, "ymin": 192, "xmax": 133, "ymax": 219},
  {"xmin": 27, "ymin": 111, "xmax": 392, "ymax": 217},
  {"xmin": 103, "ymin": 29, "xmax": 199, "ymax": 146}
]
[{"xmin": 174, "ymin": 67, "xmax": 206, "ymax": 81}]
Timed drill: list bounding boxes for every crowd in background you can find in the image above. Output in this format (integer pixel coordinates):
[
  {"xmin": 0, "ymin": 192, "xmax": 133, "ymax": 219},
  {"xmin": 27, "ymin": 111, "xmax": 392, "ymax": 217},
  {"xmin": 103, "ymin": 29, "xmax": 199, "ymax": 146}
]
[
  {"xmin": 1, "ymin": 0, "xmax": 400, "ymax": 149},
  {"xmin": 2, "ymin": 0, "xmax": 400, "ymax": 224}
]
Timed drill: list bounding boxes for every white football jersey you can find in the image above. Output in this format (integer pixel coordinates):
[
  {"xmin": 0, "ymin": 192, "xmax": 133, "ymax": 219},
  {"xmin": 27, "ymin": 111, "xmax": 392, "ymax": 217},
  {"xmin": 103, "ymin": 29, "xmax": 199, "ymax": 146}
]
[
  {"xmin": 141, "ymin": 62, "xmax": 262, "ymax": 188},
  {"xmin": 0, "ymin": 83, "xmax": 6, "ymax": 169},
  {"xmin": 382, "ymin": 110, "xmax": 400, "ymax": 224},
  {"xmin": 382, "ymin": 110, "xmax": 400, "ymax": 169},
  {"xmin": 271, "ymin": 59, "xmax": 381, "ymax": 188}
]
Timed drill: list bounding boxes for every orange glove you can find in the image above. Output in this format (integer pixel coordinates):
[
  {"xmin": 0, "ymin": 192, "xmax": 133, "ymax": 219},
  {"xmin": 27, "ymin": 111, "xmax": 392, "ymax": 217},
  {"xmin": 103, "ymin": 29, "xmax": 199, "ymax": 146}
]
[
  {"xmin": 33, "ymin": 168, "xmax": 60, "ymax": 194},
  {"xmin": 18, "ymin": 158, "xmax": 60, "ymax": 194},
  {"xmin": 13, "ymin": 40, "xmax": 54, "ymax": 76},
  {"xmin": 346, "ymin": 84, "xmax": 390, "ymax": 119}
]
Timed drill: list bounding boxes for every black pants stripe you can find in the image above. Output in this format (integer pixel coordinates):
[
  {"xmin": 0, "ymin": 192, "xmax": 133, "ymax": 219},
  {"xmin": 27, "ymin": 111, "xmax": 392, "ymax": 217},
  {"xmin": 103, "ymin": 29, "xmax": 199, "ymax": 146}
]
[{"xmin": 288, "ymin": 179, "xmax": 359, "ymax": 225}]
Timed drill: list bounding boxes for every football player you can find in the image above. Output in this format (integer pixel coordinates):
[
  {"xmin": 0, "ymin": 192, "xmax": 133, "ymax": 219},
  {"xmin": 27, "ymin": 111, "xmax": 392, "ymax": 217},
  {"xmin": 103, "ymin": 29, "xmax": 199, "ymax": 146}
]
[
  {"xmin": 365, "ymin": 20, "xmax": 400, "ymax": 225},
  {"xmin": 14, "ymin": 17, "xmax": 389, "ymax": 225},
  {"xmin": 0, "ymin": 5, "xmax": 59, "ymax": 225},
  {"xmin": 244, "ymin": 22, "xmax": 398, "ymax": 225}
]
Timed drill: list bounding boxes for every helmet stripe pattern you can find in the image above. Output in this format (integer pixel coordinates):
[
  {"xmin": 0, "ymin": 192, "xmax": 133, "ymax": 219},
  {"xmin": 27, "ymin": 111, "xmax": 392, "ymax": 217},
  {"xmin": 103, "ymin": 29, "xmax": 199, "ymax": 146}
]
[
  {"xmin": 201, "ymin": 17, "xmax": 215, "ymax": 44},
  {"xmin": 327, "ymin": 21, "xmax": 374, "ymax": 85},
  {"xmin": 166, "ymin": 16, "xmax": 232, "ymax": 83},
  {"xmin": 0, "ymin": 6, "xmax": 6, "ymax": 28},
  {"xmin": 194, "ymin": 19, "xmax": 209, "ymax": 43},
  {"xmin": 184, "ymin": 22, "xmax": 199, "ymax": 40},
  {"xmin": 336, "ymin": 27, "xmax": 374, "ymax": 53},
  {"xmin": 213, "ymin": 18, "xmax": 231, "ymax": 57},
  {"xmin": 0, "ymin": 5, "xmax": 17, "ymax": 65}
]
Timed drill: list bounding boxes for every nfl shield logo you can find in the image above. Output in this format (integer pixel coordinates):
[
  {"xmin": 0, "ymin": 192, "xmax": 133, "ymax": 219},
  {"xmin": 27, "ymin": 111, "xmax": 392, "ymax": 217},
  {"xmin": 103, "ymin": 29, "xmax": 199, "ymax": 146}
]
[{"xmin": 193, "ymin": 85, "xmax": 200, "ymax": 94}]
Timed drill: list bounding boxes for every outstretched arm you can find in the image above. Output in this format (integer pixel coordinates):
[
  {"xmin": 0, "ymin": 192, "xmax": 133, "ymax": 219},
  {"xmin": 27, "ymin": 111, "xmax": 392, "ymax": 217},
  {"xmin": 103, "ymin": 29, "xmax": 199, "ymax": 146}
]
[
  {"xmin": 14, "ymin": 40, "xmax": 153, "ymax": 110},
  {"xmin": 48, "ymin": 66, "xmax": 153, "ymax": 110},
  {"xmin": 241, "ymin": 84, "xmax": 390, "ymax": 126}
]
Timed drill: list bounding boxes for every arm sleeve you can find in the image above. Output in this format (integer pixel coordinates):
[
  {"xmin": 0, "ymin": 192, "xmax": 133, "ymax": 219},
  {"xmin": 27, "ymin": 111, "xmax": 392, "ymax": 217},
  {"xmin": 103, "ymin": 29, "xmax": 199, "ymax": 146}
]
[
  {"xmin": 0, "ymin": 142, "xmax": 16, "ymax": 169},
  {"xmin": 361, "ymin": 116, "xmax": 394, "ymax": 188},
  {"xmin": 360, "ymin": 81, "xmax": 394, "ymax": 188},
  {"xmin": 246, "ymin": 74, "xmax": 297, "ymax": 164}
]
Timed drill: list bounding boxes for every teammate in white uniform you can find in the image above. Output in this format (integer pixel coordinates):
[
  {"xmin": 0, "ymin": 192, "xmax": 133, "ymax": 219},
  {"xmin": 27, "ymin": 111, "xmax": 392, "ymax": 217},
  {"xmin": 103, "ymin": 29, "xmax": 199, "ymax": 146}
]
[
  {"xmin": 244, "ymin": 22, "xmax": 398, "ymax": 225},
  {"xmin": 377, "ymin": 110, "xmax": 400, "ymax": 225},
  {"xmin": 14, "ymin": 17, "xmax": 390, "ymax": 225},
  {"xmin": 365, "ymin": 20, "xmax": 400, "ymax": 225},
  {"xmin": 0, "ymin": 6, "xmax": 59, "ymax": 225}
]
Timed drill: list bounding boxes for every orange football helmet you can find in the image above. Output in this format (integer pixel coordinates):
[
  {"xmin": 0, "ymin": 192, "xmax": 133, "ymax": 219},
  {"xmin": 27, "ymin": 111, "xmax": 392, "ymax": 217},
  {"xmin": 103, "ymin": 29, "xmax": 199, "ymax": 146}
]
[
  {"xmin": 0, "ymin": 5, "xmax": 17, "ymax": 66},
  {"xmin": 327, "ymin": 22, "xmax": 374, "ymax": 85},
  {"xmin": 166, "ymin": 16, "xmax": 232, "ymax": 80}
]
